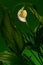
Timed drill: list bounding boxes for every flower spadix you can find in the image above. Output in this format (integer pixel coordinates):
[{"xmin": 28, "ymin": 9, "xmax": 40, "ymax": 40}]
[{"xmin": 17, "ymin": 7, "xmax": 27, "ymax": 22}]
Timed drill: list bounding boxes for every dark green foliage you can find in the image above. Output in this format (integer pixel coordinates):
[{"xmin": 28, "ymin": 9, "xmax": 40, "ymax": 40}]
[
  {"xmin": 0, "ymin": 3, "xmax": 43, "ymax": 65},
  {"xmin": 0, "ymin": 61, "xmax": 3, "ymax": 65},
  {"xmin": 0, "ymin": 4, "xmax": 24, "ymax": 55}
]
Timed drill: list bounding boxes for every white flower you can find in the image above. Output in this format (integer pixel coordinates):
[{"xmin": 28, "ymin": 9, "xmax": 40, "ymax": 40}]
[{"xmin": 17, "ymin": 7, "xmax": 27, "ymax": 22}]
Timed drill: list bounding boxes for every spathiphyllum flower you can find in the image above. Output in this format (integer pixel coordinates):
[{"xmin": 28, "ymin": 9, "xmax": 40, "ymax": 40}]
[{"xmin": 17, "ymin": 7, "xmax": 27, "ymax": 22}]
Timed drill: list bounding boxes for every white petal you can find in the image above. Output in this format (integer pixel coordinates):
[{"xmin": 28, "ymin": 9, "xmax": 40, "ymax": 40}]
[
  {"xmin": 18, "ymin": 14, "xmax": 26, "ymax": 22},
  {"xmin": 17, "ymin": 7, "xmax": 27, "ymax": 22}
]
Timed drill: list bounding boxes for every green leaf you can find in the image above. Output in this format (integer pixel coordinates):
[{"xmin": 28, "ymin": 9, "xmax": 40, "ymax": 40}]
[
  {"xmin": 0, "ymin": 4, "xmax": 24, "ymax": 55},
  {"xmin": 0, "ymin": 51, "xmax": 19, "ymax": 65},
  {"xmin": 0, "ymin": 51, "xmax": 35, "ymax": 65},
  {"xmin": 27, "ymin": 5, "xmax": 43, "ymax": 24}
]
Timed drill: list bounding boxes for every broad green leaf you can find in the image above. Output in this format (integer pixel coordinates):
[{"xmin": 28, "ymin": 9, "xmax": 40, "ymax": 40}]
[
  {"xmin": 0, "ymin": 4, "xmax": 24, "ymax": 55},
  {"xmin": 23, "ymin": 48, "xmax": 42, "ymax": 65},
  {"xmin": 0, "ymin": 51, "xmax": 36, "ymax": 65},
  {"xmin": 28, "ymin": 5, "xmax": 43, "ymax": 24}
]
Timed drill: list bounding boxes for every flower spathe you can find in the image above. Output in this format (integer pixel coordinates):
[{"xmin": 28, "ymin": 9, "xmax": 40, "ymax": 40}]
[{"xmin": 17, "ymin": 7, "xmax": 27, "ymax": 22}]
